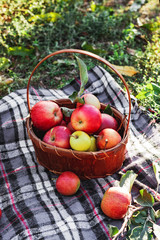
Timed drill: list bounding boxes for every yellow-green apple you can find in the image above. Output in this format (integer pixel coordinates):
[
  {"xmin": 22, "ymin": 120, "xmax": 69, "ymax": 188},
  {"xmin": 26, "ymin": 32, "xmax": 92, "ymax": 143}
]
[
  {"xmin": 71, "ymin": 104, "xmax": 102, "ymax": 134},
  {"xmin": 77, "ymin": 93, "xmax": 101, "ymax": 109},
  {"xmin": 70, "ymin": 131, "xmax": 91, "ymax": 151},
  {"xmin": 101, "ymin": 186, "xmax": 131, "ymax": 219},
  {"xmin": 56, "ymin": 171, "xmax": 80, "ymax": 196},
  {"xmin": 97, "ymin": 128, "xmax": 121, "ymax": 150},
  {"xmin": 87, "ymin": 136, "xmax": 97, "ymax": 152},
  {"xmin": 31, "ymin": 100, "xmax": 63, "ymax": 131},
  {"xmin": 96, "ymin": 113, "xmax": 118, "ymax": 133},
  {"xmin": 43, "ymin": 126, "xmax": 71, "ymax": 149}
]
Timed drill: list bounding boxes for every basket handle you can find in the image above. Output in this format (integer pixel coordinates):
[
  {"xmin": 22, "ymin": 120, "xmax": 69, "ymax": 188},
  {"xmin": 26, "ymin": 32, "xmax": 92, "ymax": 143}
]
[{"xmin": 27, "ymin": 49, "xmax": 131, "ymax": 133}]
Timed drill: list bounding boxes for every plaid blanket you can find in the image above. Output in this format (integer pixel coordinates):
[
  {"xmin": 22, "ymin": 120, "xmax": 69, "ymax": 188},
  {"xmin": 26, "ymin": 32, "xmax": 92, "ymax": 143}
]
[{"xmin": 0, "ymin": 65, "xmax": 160, "ymax": 239}]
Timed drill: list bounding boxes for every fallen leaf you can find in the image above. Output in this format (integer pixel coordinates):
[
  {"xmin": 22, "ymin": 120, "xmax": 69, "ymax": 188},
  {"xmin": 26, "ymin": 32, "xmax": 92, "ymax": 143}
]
[
  {"xmin": 0, "ymin": 76, "xmax": 13, "ymax": 85},
  {"xmin": 126, "ymin": 47, "xmax": 137, "ymax": 56},
  {"xmin": 111, "ymin": 64, "xmax": 139, "ymax": 76}
]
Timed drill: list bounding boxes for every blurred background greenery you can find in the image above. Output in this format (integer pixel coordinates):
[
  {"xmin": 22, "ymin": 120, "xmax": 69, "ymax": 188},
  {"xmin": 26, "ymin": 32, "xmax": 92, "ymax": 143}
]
[{"xmin": 0, "ymin": 0, "xmax": 159, "ymax": 120}]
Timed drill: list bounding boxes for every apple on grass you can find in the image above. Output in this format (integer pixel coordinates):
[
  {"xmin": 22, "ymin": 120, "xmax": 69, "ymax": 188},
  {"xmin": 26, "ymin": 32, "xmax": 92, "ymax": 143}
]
[
  {"xmin": 70, "ymin": 131, "xmax": 91, "ymax": 151},
  {"xmin": 43, "ymin": 126, "xmax": 71, "ymax": 149},
  {"xmin": 56, "ymin": 171, "xmax": 80, "ymax": 196},
  {"xmin": 96, "ymin": 113, "xmax": 119, "ymax": 133},
  {"xmin": 101, "ymin": 186, "xmax": 131, "ymax": 219},
  {"xmin": 71, "ymin": 104, "xmax": 102, "ymax": 134},
  {"xmin": 97, "ymin": 128, "xmax": 121, "ymax": 150},
  {"xmin": 31, "ymin": 100, "xmax": 63, "ymax": 132},
  {"xmin": 77, "ymin": 93, "xmax": 101, "ymax": 109}
]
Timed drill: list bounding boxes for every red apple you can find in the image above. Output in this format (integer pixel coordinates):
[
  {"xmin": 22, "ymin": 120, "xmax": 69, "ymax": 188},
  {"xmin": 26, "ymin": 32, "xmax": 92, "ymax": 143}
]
[
  {"xmin": 56, "ymin": 171, "xmax": 80, "ymax": 195},
  {"xmin": 60, "ymin": 120, "xmax": 67, "ymax": 127},
  {"xmin": 43, "ymin": 126, "xmax": 71, "ymax": 149},
  {"xmin": 67, "ymin": 122, "xmax": 75, "ymax": 133},
  {"xmin": 97, "ymin": 128, "xmax": 121, "ymax": 150},
  {"xmin": 0, "ymin": 209, "xmax": 2, "ymax": 218},
  {"xmin": 96, "ymin": 113, "xmax": 118, "ymax": 133},
  {"xmin": 101, "ymin": 186, "xmax": 131, "ymax": 219},
  {"xmin": 77, "ymin": 93, "xmax": 101, "ymax": 109},
  {"xmin": 71, "ymin": 104, "xmax": 102, "ymax": 134},
  {"xmin": 31, "ymin": 101, "xmax": 63, "ymax": 131}
]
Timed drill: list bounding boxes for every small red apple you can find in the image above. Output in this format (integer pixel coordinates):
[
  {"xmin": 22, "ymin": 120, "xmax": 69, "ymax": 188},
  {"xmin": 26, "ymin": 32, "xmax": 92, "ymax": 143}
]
[
  {"xmin": 43, "ymin": 126, "xmax": 71, "ymax": 149},
  {"xmin": 31, "ymin": 101, "xmax": 63, "ymax": 131},
  {"xmin": 96, "ymin": 113, "xmax": 118, "ymax": 133},
  {"xmin": 71, "ymin": 104, "xmax": 102, "ymax": 134},
  {"xmin": 97, "ymin": 128, "xmax": 121, "ymax": 150},
  {"xmin": 56, "ymin": 171, "xmax": 80, "ymax": 196},
  {"xmin": 101, "ymin": 186, "xmax": 131, "ymax": 219},
  {"xmin": 67, "ymin": 122, "xmax": 75, "ymax": 133},
  {"xmin": 59, "ymin": 120, "xmax": 67, "ymax": 127},
  {"xmin": 77, "ymin": 93, "xmax": 101, "ymax": 109},
  {"xmin": 0, "ymin": 209, "xmax": 2, "ymax": 218}
]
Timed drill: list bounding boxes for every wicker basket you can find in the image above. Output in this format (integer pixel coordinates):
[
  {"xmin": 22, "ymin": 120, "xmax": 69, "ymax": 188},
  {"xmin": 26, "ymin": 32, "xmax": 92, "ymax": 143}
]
[{"xmin": 26, "ymin": 49, "xmax": 131, "ymax": 179}]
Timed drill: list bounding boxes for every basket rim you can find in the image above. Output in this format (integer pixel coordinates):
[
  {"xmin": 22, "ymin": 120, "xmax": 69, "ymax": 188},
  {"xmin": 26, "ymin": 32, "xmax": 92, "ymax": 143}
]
[{"xmin": 26, "ymin": 102, "xmax": 129, "ymax": 155}]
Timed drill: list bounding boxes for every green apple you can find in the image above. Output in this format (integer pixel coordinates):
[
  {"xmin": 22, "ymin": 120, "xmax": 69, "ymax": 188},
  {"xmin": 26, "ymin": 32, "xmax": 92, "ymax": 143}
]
[
  {"xmin": 77, "ymin": 93, "xmax": 101, "ymax": 109},
  {"xmin": 70, "ymin": 131, "xmax": 91, "ymax": 151},
  {"xmin": 87, "ymin": 136, "xmax": 97, "ymax": 152}
]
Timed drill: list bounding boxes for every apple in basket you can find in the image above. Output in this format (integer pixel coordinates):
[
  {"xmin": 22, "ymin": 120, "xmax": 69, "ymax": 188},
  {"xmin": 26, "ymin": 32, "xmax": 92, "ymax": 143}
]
[
  {"xmin": 97, "ymin": 128, "xmax": 121, "ymax": 150},
  {"xmin": 96, "ymin": 113, "xmax": 119, "ymax": 133},
  {"xmin": 87, "ymin": 136, "xmax": 97, "ymax": 152},
  {"xmin": 101, "ymin": 186, "xmax": 131, "ymax": 219},
  {"xmin": 31, "ymin": 100, "xmax": 63, "ymax": 131},
  {"xmin": 70, "ymin": 130, "xmax": 91, "ymax": 151},
  {"xmin": 76, "ymin": 93, "xmax": 101, "ymax": 109},
  {"xmin": 43, "ymin": 126, "xmax": 71, "ymax": 149},
  {"xmin": 71, "ymin": 104, "xmax": 102, "ymax": 134},
  {"xmin": 56, "ymin": 171, "xmax": 80, "ymax": 196}
]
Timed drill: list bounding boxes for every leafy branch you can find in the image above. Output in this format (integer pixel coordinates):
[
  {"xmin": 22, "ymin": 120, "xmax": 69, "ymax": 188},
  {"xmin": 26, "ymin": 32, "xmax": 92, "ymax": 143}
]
[
  {"xmin": 112, "ymin": 201, "xmax": 160, "ymax": 240},
  {"xmin": 108, "ymin": 162, "xmax": 160, "ymax": 240}
]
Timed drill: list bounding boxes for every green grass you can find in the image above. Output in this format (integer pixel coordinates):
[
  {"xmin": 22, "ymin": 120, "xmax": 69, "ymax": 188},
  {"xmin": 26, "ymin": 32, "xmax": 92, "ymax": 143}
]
[{"xmin": 0, "ymin": 0, "xmax": 159, "ymax": 119}]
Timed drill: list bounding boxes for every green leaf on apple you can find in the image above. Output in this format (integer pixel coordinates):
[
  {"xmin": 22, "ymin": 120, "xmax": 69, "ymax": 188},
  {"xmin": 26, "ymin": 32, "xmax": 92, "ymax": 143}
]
[
  {"xmin": 119, "ymin": 170, "xmax": 137, "ymax": 193},
  {"xmin": 61, "ymin": 107, "xmax": 74, "ymax": 117},
  {"xmin": 103, "ymin": 104, "xmax": 113, "ymax": 116},
  {"xmin": 107, "ymin": 224, "xmax": 119, "ymax": 237},
  {"xmin": 75, "ymin": 55, "xmax": 88, "ymax": 96},
  {"xmin": 69, "ymin": 91, "xmax": 78, "ymax": 103},
  {"xmin": 69, "ymin": 55, "xmax": 88, "ymax": 103},
  {"xmin": 135, "ymin": 189, "xmax": 155, "ymax": 207}
]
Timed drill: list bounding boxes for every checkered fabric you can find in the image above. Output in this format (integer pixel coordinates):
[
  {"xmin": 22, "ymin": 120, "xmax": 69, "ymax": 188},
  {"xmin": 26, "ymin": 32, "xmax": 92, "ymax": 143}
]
[{"xmin": 0, "ymin": 66, "xmax": 160, "ymax": 239}]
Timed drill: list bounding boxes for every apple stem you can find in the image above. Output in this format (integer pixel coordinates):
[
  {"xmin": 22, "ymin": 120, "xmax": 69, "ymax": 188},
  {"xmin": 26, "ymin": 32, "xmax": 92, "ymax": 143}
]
[
  {"xmin": 104, "ymin": 139, "xmax": 108, "ymax": 150},
  {"xmin": 93, "ymin": 134, "xmax": 99, "ymax": 138},
  {"xmin": 70, "ymin": 135, "xmax": 78, "ymax": 139}
]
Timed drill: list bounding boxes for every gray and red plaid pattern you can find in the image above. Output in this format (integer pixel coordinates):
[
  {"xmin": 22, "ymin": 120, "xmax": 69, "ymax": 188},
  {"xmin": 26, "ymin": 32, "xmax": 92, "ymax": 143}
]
[{"xmin": 0, "ymin": 66, "xmax": 160, "ymax": 239}]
